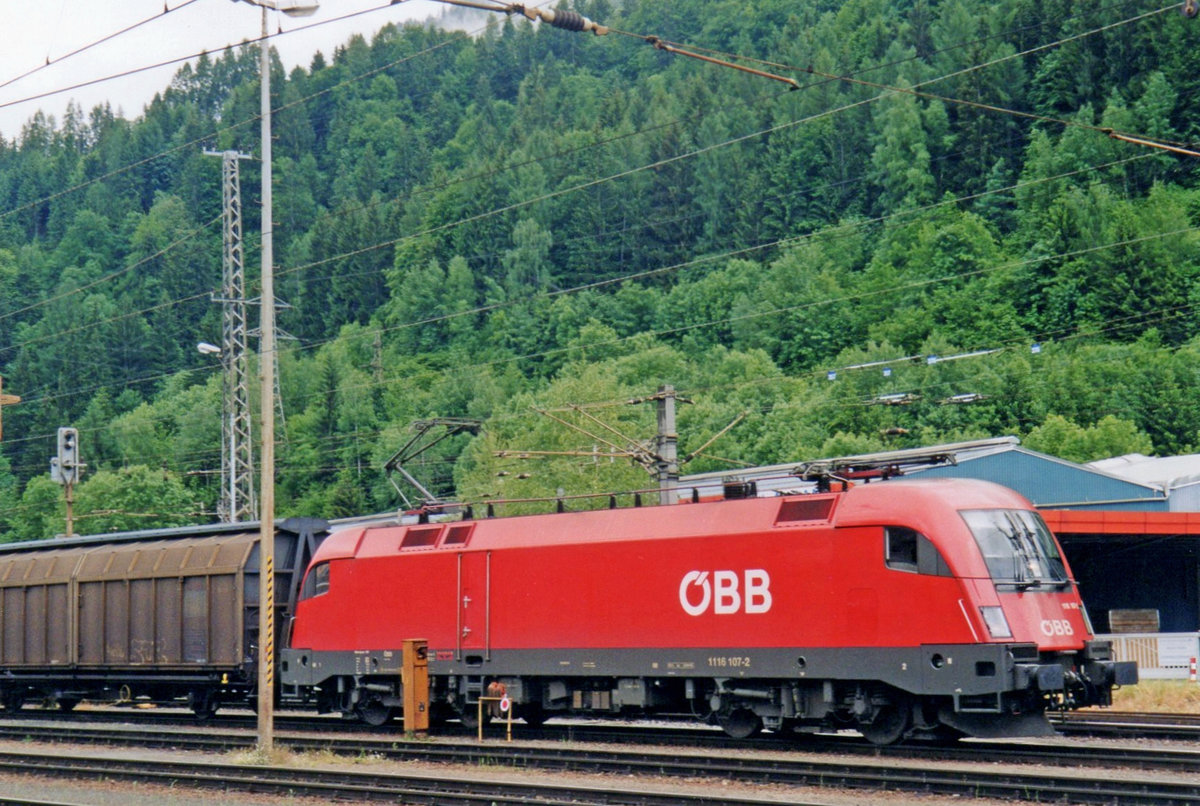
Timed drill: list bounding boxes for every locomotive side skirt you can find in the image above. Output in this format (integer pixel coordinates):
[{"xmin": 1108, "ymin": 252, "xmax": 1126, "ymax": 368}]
[{"xmin": 283, "ymin": 642, "xmax": 1072, "ymax": 699}]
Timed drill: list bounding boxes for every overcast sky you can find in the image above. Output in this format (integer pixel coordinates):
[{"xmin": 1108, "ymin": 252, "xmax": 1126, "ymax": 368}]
[{"xmin": 0, "ymin": 0, "xmax": 448, "ymax": 140}]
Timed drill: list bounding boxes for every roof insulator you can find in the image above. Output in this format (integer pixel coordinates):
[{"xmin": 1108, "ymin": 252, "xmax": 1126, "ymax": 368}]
[{"xmin": 519, "ymin": 6, "xmax": 609, "ymax": 35}]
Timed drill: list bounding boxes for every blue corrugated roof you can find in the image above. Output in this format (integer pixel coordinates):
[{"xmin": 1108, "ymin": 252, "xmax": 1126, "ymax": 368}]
[
  {"xmin": 680, "ymin": 437, "xmax": 1173, "ymax": 512},
  {"xmin": 908, "ymin": 445, "xmax": 1169, "ymax": 511}
]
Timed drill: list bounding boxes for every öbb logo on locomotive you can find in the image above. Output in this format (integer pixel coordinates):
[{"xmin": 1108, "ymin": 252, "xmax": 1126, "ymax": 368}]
[
  {"xmin": 1040, "ymin": 618, "xmax": 1075, "ymax": 637},
  {"xmin": 678, "ymin": 569, "xmax": 772, "ymax": 616}
]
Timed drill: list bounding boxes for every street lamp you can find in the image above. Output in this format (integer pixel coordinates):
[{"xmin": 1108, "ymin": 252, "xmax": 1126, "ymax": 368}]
[{"xmin": 233, "ymin": 0, "xmax": 319, "ymax": 755}]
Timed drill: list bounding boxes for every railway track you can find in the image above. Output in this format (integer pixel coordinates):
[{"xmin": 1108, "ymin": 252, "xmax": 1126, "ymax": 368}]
[
  {"xmin": 3, "ymin": 717, "xmax": 1200, "ymax": 804},
  {"xmin": 0, "ymin": 746, "xmax": 796, "ymax": 806},
  {"xmin": 9, "ymin": 700, "xmax": 1200, "ymax": 738},
  {"xmin": 9, "ymin": 704, "xmax": 1200, "ymax": 747},
  {"xmin": 1051, "ymin": 710, "xmax": 1200, "ymax": 740},
  {"xmin": 7, "ymin": 718, "xmax": 1200, "ymax": 773}
]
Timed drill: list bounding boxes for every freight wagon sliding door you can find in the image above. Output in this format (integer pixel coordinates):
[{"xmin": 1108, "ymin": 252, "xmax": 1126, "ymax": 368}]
[
  {"xmin": 1, "ymin": 583, "xmax": 70, "ymax": 666},
  {"xmin": 456, "ymin": 551, "xmax": 491, "ymax": 662},
  {"xmin": 74, "ymin": 535, "xmax": 255, "ymax": 669},
  {"xmin": 77, "ymin": 574, "xmax": 242, "ymax": 666},
  {"xmin": 0, "ymin": 550, "xmax": 75, "ymax": 667}
]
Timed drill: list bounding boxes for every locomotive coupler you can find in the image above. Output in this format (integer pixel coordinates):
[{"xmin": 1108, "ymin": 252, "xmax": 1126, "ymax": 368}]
[
  {"xmin": 1078, "ymin": 641, "xmax": 1138, "ymax": 687},
  {"xmin": 1012, "ymin": 662, "xmax": 1065, "ymax": 692}
]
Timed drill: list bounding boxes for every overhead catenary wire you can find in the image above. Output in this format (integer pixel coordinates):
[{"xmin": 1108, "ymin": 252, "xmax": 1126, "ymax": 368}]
[
  {"xmin": 65, "ymin": 308, "xmax": 1200, "ymax": 487},
  {"xmin": 431, "ymin": 0, "xmax": 1197, "ymax": 157},
  {"xmin": 260, "ymin": 4, "xmax": 1200, "ymax": 301},
  {"xmin": 0, "ymin": 213, "xmax": 223, "ymax": 325},
  {"xmin": 0, "ymin": 0, "xmax": 204, "ymax": 95},
  {"xmin": 286, "ymin": 150, "xmax": 1160, "ymax": 357},
  {"xmin": 0, "ymin": 0, "xmax": 421, "ymax": 115},
  {"xmin": 0, "ymin": 0, "xmax": 1171, "ymax": 258},
  {"xmin": 2, "ymin": 24, "xmax": 1171, "ymax": 410},
  {"xmin": 0, "ymin": 0, "xmax": 506, "ymax": 251}
]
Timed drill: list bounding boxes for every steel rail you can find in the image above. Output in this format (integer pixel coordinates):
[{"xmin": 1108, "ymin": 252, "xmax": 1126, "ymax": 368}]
[
  {"xmin": 2, "ymin": 722, "xmax": 1200, "ymax": 804},
  {"xmin": 9, "ymin": 705, "xmax": 1200, "ymax": 746},
  {"xmin": 7, "ymin": 712, "xmax": 1200, "ymax": 766},
  {"xmin": 0, "ymin": 748, "xmax": 815, "ymax": 806}
]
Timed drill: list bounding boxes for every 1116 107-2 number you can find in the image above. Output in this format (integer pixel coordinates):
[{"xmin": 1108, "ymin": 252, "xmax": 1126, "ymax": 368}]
[{"xmin": 707, "ymin": 656, "xmax": 752, "ymax": 668}]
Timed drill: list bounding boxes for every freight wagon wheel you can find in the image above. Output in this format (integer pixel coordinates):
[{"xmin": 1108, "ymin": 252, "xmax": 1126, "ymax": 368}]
[
  {"xmin": 189, "ymin": 691, "xmax": 219, "ymax": 721},
  {"xmin": 717, "ymin": 707, "xmax": 763, "ymax": 740},
  {"xmin": 56, "ymin": 698, "xmax": 80, "ymax": 713},
  {"xmin": 2, "ymin": 693, "xmax": 21, "ymax": 713},
  {"xmin": 356, "ymin": 699, "xmax": 393, "ymax": 727}
]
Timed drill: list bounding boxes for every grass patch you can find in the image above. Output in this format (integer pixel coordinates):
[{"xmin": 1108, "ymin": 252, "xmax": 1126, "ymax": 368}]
[
  {"xmin": 1109, "ymin": 680, "xmax": 1200, "ymax": 712},
  {"xmin": 226, "ymin": 746, "xmax": 386, "ymax": 767},
  {"xmin": 225, "ymin": 746, "xmax": 303, "ymax": 767}
]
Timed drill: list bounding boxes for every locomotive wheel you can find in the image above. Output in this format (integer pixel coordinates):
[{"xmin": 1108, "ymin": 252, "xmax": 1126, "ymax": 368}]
[
  {"xmin": 356, "ymin": 699, "xmax": 393, "ymax": 727},
  {"xmin": 859, "ymin": 702, "xmax": 911, "ymax": 746},
  {"xmin": 718, "ymin": 707, "xmax": 763, "ymax": 739}
]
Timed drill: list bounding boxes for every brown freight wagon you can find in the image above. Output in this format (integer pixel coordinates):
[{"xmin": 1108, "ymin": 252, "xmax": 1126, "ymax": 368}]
[{"xmin": 0, "ymin": 518, "xmax": 327, "ymax": 716}]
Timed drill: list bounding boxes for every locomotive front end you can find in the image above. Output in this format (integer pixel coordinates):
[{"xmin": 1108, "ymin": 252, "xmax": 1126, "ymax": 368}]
[{"xmin": 958, "ymin": 507, "xmax": 1137, "ymax": 722}]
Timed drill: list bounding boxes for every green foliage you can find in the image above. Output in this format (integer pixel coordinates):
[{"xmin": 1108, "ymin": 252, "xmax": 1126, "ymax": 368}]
[
  {"xmin": 2, "ymin": 1, "xmax": 1200, "ymax": 536},
  {"xmin": 13, "ymin": 477, "xmax": 63, "ymax": 542},
  {"xmin": 74, "ymin": 466, "xmax": 196, "ymax": 534},
  {"xmin": 1024, "ymin": 414, "xmax": 1154, "ymax": 463}
]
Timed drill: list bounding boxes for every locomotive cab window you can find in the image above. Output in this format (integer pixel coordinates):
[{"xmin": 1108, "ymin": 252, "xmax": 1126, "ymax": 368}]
[
  {"xmin": 885, "ymin": 527, "xmax": 953, "ymax": 577},
  {"xmin": 961, "ymin": 509, "xmax": 1068, "ymax": 588},
  {"xmin": 299, "ymin": 561, "xmax": 331, "ymax": 601}
]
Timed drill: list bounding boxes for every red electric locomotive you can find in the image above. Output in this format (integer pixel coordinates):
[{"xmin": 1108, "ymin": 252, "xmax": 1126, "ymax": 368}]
[{"xmin": 280, "ymin": 477, "xmax": 1135, "ymax": 743}]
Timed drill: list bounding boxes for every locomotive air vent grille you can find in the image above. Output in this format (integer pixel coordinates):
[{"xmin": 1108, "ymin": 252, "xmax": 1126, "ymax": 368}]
[
  {"xmin": 443, "ymin": 523, "xmax": 474, "ymax": 546},
  {"xmin": 400, "ymin": 525, "xmax": 442, "ymax": 549},
  {"xmin": 775, "ymin": 497, "xmax": 835, "ymax": 524}
]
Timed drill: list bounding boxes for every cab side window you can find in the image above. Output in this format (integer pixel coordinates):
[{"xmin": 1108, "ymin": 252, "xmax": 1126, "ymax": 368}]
[
  {"xmin": 299, "ymin": 561, "xmax": 331, "ymax": 601},
  {"xmin": 885, "ymin": 527, "xmax": 919, "ymax": 572},
  {"xmin": 885, "ymin": 527, "xmax": 953, "ymax": 577}
]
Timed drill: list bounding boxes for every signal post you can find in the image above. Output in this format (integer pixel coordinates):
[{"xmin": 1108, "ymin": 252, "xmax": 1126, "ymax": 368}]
[{"xmin": 50, "ymin": 427, "xmax": 84, "ymax": 537}]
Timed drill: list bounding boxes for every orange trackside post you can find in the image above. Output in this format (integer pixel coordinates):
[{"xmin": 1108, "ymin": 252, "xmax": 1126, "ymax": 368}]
[{"xmin": 402, "ymin": 639, "xmax": 430, "ymax": 735}]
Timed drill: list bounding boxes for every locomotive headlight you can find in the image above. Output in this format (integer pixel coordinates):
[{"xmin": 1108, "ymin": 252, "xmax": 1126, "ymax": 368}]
[{"xmin": 980, "ymin": 606, "xmax": 1013, "ymax": 639}]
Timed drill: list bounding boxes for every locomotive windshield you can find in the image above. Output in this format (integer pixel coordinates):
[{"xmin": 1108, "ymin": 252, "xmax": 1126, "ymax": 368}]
[{"xmin": 960, "ymin": 509, "xmax": 1068, "ymax": 588}]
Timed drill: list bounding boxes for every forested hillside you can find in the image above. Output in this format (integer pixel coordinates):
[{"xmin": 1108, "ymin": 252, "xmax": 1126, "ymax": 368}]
[{"xmin": 1, "ymin": 0, "xmax": 1198, "ymax": 539}]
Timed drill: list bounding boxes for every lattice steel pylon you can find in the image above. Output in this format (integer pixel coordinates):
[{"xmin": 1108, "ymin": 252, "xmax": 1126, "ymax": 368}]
[{"xmin": 206, "ymin": 149, "xmax": 257, "ymax": 522}]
